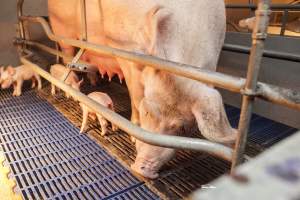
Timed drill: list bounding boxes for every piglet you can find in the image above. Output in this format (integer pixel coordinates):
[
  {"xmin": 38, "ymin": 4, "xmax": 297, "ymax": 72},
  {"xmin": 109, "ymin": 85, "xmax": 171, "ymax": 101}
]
[
  {"xmin": 0, "ymin": 65, "xmax": 42, "ymax": 96},
  {"xmin": 239, "ymin": 17, "xmax": 256, "ymax": 30},
  {"xmin": 50, "ymin": 64, "xmax": 83, "ymax": 98},
  {"xmin": 79, "ymin": 92, "xmax": 118, "ymax": 135}
]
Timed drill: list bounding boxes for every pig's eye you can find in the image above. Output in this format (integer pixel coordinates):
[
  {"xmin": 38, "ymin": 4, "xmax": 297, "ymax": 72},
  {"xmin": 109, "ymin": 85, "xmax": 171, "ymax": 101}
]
[{"xmin": 141, "ymin": 166, "xmax": 145, "ymax": 170}]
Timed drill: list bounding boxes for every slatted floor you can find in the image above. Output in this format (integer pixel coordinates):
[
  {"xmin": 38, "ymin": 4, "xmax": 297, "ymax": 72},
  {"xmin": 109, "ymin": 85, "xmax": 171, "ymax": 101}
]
[
  {"xmin": 0, "ymin": 78, "xmax": 298, "ymax": 199},
  {"xmin": 37, "ymin": 81, "xmax": 297, "ymax": 199},
  {"xmin": 0, "ymin": 88, "xmax": 160, "ymax": 200}
]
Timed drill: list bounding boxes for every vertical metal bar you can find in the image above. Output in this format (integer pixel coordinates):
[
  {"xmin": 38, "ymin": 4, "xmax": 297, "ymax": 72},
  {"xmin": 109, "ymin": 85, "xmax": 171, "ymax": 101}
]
[
  {"xmin": 17, "ymin": 0, "xmax": 25, "ymax": 51},
  {"xmin": 280, "ymin": 9, "xmax": 288, "ymax": 36},
  {"xmin": 55, "ymin": 42, "xmax": 60, "ymax": 64},
  {"xmin": 231, "ymin": 0, "xmax": 271, "ymax": 172},
  {"xmin": 80, "ymin": 0, "xmax": 87, "ymax": 41}
]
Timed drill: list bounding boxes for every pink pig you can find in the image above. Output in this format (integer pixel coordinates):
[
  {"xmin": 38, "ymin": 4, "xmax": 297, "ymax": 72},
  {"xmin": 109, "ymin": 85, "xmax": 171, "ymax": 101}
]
[
  {"xmin": 0, "ymin": 65, "xmax": 42, "ymax": 96},
  {"xmin": 79, "ymin": 92, "xmax": 118, "ymax": 135},
  {"xmin": 239, "ymin": 17, "xmax": 256, "ymax": 30},
  {"xmin": 50, "ymin": 64, "xmax": 83, "ymax": 98}
]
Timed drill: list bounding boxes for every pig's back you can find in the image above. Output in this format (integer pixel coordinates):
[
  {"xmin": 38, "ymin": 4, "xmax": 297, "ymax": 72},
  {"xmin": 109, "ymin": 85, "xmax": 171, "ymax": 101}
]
[
  {"xmin": 50, "ymin": 64, "xmax": 67, "ymax": 79},
  {"xmin": 88, "ymin": 92, "xmax": 113, "ymax": 107},
  {"xmin": 17, "ymin": 65, "xmax": 35, "ymax": 80}
]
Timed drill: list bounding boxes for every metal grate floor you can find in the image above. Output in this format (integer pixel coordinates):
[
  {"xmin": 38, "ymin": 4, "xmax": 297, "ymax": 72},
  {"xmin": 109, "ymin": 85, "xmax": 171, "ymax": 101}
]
[
  {"xmin": 0, "ymin": 88, "xmax": 160, "ymax": 200},
  {"xmin": 37, "ymin": 81, "xmax": 297, "ymax": 199}
]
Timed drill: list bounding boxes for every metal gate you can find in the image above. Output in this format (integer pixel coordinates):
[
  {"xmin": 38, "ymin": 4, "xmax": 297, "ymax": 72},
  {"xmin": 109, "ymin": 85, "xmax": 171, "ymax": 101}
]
[{"xmin": 15, "ymin": 0, "xmax": 300, "ymax": 184}]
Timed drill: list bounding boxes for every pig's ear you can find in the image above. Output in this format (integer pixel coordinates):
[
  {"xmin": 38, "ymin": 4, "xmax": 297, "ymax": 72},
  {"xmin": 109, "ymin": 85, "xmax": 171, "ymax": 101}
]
[
  {"xmin": 144, "ymin": 5, "xmax": 171, "ymax": 54},
  {"xmin": 7, "ymin": 66, "xmax": 16, "ymax": 76}
]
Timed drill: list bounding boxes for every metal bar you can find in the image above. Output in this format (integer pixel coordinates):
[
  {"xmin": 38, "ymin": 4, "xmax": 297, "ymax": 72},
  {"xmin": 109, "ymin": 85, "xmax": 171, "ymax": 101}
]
[
  {"xmin": 70, "ymin": 48, "xmax": 85, "ymax": 64},
  {"xmin": 16, "ymin": 36, "xmax": 300, "ymax": 111},
  {"xmin": 80, "ymin": 0, "xmax": 87, "ymax": 41},
  {"xmin": 231, "ymin": 0, "xmax": 271, "ymax": 172},
  {"xmin": 20, "ymin": 54, "xmax": 233, "ymax": 162},
  {"xmin": 17, "ymin": 0, "xmax": 25, "ymax": 39},
  {"xmin": 223, "ymin": 43, "xmax": 300, "ymax": 63},
  {"xmin": 19, "ymin": 16, "xmax": 245, "ymax": 92},
  {"xmin": 16, "ymin": 0, "xmax": 25, "ymax": 51},
  {"xmin": 55, "ymin": 42, "xmax": 60, "ymax": 64},
  {"xmin": 226, "ymin": 4, "xmax": 300, "ymax": 10},
  {"xmin": 15, "ymin": 39, "xmax": 97, "ymax": 72},
  {"xmin": 256, "ymin": 82, "xmax": 300, "ymax": 110},
  {"xmin": 280, "ymin": 10, "xmax": 289, "ymax": 36}
]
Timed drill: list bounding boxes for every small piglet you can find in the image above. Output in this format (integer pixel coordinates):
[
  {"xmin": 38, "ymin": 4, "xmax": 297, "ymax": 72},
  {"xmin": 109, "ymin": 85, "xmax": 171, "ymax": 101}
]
[
  {"xmin": 0, "ymin": 65, "xmax": 42, "ymax": 96},
  {"xmin": 50, "ymin": 64, "xmax": 83, "ymax": 98},
  {"xmin": 79, "ymin": 92, "xmax": 118, "ymax": 135},
  {"xmin": 239, "ymin": 17, "xmax": 256, "ymax": 30}
]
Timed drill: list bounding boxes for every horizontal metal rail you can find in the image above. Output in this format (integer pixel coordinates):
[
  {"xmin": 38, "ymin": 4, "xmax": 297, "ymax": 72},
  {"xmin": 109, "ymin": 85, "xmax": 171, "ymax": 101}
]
[
  {"xmin": 20, "ymin": 54, "xmax": 233, "ymax": 161},
  {"xmin": 16, "ymin": 15, "xmax": 300, "ymax": 110},
  {"xmin": 226, "ymin": 4, "xmax": 300, "ymax": 10},
  {"xmin": 21, "ymin": 39, "xmax": 300, "ymax": 111},
  {"xmin": 19, "ymin": 16, "xmax": 245, "ymax": 92},
  {"xmin": 226, "ymin": 3, "xmax": 300, "ymax": 36},
  {"xmin": 223, "ymin": 43, "xmax": 300, "ymax": 63}
]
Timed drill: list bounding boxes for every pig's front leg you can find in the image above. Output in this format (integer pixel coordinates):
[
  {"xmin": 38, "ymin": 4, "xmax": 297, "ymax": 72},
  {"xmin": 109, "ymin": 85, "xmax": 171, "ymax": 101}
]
[
  {"xmin": 118, "ymin": 59, "xmax": 144, "ymax": 143},
  {"xmin": 97, "ymin": 114, "xmax": 108, "ymax": 136},
  {"xmin": 14, "ymin": 79, "xmax": 23, "ymax": 96},
  {"xmin": 35, "ymin": 74, "xmax": 42, "ymax": 90},
  {"xmin": 65, "ymin": 92, "xmax": 71, "ymax": 99},
  {"xmin": 31, "ymin": 77, "xmax": 36, "ymax": 88},
  {"xmin": 12, "ymin": 82, "xmax": 17, "ymax": 96},
  {"xmin": 80, "ymin": 105, "xmax": 89, "ymax": 133},
  {"xmin": 111, "ymin": 123, "xmax": 118, "ymax": 132},
  {"xmin": 51, "ymin": 84, "xmax": 56, "ymax": 96}
]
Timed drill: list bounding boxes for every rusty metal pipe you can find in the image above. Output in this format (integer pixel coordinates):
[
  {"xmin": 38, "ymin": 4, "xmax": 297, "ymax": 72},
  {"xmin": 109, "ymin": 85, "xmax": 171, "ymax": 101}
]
[
  {"xmin": 20, "ymin": 55, "xmax": 233, "ymax": 161},
  {"xmin": 231, "ymin": 0, "xmax": 271, "ymax": 172}
]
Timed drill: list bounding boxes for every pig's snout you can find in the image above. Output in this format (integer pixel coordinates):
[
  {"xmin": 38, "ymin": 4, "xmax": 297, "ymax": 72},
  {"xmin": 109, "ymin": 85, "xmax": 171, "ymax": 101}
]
[{"xmin": 131, "ymin": 158, "xmax": 159, "ymax": 179}]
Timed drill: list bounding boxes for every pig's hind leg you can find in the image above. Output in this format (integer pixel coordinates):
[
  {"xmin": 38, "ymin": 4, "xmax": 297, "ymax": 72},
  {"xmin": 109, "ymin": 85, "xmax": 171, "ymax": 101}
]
[
  {"xmin": 97, "ymin": 114, "xmax": 109, "ymax": 136},
  {"xmin": 80, "ymin": 108, "xmax": 89, "ymax": 133},
  {"xmin": 14, "ymin": 79, "xmax": 24, "ymax": 96}
]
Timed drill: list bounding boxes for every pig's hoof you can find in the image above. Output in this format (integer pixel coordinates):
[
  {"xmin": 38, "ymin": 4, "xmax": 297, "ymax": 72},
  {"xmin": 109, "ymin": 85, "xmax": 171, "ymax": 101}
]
[
  {"xmin": 80, "ymin": 127, "xmax": 86, "ymax": 134},
  {"xmin": 100, "ymin": 132, "xmax": 106, "ymax": 136},
  {"xmin": 131, "ymin": 136, "xmax": 136, "ymax": 143},
  {"xmin": 131, "ymin": 164, "xmax": 159, "ymax": 179},
  {"xmin": 112, "ymin": 126, "xmax": 118, "ymax": 132}
]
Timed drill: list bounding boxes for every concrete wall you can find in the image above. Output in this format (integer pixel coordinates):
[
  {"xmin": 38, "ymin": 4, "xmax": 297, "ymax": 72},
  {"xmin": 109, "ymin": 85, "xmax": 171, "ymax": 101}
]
[{"xmin": 0, "ymin": 0, "xmax": 48, "ymax": 67}]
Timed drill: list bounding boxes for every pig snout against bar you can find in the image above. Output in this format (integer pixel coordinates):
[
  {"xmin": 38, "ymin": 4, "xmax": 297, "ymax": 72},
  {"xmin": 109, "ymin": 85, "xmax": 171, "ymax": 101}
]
[{"xmin": 16, "ymin": 0, "xmax": 299, "ymax": 173}]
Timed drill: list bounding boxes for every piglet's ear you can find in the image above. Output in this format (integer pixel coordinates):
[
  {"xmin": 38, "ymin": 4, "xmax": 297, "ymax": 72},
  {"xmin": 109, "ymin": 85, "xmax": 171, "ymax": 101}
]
[{"xmin": 7, "ymin": 66, "xmax": 16, "ymax": 76}]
